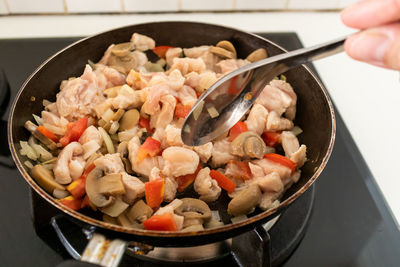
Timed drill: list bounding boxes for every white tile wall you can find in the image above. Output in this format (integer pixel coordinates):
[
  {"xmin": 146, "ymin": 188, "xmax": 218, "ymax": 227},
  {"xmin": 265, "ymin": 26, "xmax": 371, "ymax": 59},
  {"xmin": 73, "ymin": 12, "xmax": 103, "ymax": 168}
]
[
  {"xmin": 124, "ymin": 0, "xmax": 179, "ymax": 12},
  {"xmin": 0, "ymin": 0, "xmax": 8, "ymax": 14},
  {"xmin": 66, "ymin": 0, "xmax": 121, "ymax": 13},
  {"xmin": 288, "ymin": 0, "xmax": 339, "ymax": 9},
  {"xmin": 181, "ymin": 0, "xmax": 233, "ymax": 11},
  {"xmin": 236, "ymin": 0, "xmax": 288, "ymax": 10},
  {"xmin": 7, "ymin": 0, "xmax": 64, "ymax": 13},
  {"xmin": 338, "ymin": 0, "xmax": 358, "ymax": 9}
]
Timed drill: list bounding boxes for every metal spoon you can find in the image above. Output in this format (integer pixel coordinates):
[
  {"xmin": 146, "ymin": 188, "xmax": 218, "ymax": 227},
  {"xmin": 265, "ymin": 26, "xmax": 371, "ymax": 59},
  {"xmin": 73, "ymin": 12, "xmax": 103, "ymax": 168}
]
[{"xmin": 181, "ymin": 35, "xmax": 346, "ymax": 146}]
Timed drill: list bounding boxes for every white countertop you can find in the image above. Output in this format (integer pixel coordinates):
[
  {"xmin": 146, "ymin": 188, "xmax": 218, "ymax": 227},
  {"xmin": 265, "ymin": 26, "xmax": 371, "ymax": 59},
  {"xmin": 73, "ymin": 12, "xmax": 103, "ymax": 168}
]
[{"xmin": 1, "ymin": 12, "xmax": 399, "ymax": 225}]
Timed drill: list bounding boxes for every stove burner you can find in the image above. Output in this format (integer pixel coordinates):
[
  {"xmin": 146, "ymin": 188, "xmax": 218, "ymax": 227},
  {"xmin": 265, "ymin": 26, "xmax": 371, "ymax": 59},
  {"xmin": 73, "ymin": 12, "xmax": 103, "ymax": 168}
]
[{"xmin": 31, "ymin": 185, "xmax": 314, "ymax": 266}]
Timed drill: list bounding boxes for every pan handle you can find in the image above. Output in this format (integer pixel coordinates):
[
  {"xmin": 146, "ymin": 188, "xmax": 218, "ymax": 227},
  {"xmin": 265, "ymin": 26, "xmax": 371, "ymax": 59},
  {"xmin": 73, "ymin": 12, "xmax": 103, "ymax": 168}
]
[{"xmin": 51, "ymin": 215, "xmax": 127, "ymax": 267}]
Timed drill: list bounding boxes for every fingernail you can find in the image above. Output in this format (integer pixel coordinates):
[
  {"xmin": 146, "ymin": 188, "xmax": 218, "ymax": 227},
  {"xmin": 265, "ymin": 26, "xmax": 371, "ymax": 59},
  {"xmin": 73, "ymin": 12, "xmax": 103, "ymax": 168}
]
[{"xmin": 346, "ymin": 31, "xmax": 391, "ymax": 62}]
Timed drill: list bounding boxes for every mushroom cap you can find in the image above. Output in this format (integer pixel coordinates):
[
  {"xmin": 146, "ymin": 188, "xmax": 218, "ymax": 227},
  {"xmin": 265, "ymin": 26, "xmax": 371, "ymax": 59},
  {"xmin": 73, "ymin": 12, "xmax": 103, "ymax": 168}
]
[
  {"xmin": 230, "ymin": 131, "xmax": 268, "ymax": 159},
  {"xmin": 85, "ymin": 166, "xmax": 114, "ymax": 208},
  {"xmin": 175, "ymin": 198, "xmax": 212, "ymax": 220}
]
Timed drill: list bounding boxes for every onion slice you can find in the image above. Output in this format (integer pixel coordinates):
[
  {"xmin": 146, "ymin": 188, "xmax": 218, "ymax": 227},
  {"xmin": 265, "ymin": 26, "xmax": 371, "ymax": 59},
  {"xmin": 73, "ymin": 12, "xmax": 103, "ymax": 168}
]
[{"xmin": 99, "ymin": 127, "xmax": 115, "ymax": 154}]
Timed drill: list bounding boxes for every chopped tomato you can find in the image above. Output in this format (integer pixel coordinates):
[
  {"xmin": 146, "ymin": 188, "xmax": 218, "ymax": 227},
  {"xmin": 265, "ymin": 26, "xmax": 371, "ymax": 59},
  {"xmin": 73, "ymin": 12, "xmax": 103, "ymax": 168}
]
[
  {"xmin": 143, "ymin": 213, "xmax": 177, "ymax": 231},
  {"xmin": 139, "ymin": 117, "xmax": 153, "ymax": 133},
  {"xmin": 136, "ymin": 137, "xmax": 161, "ymax": 162},
  {"xmin": 66, "ymin": 176, "xmax": 87, "ymax": 199},
  {"xmin": 59, "ymin": 117, "xmax": 88, "ymax": 147},
  {"xmin": 228, "ymin": 76, "xmax": 239, "ymax": 94},
  {"xmin": 229, "ymin": 121, "xmax": 248, "ymax": 141},
  {"xmin": 174, "ymin": 103, "xmax": 192, "ymax": 118},
  {"xmin": 264, "ymin": 153, "xmax": 297, "ymax": 174},
  {"xmin": 80, "ymin": 195, "xmax": 91, "ymax": 209},
  {"xmin": 59, "ymin": 196, "xmax": 82, "ymax": 211},
  {"xmin": 261, "ymin": 131, "xmax": 281, "ymax": 147},
  {"xmin": 145, "ymin": 178, "xmax": 165, "ymax": 209},
  {"xmin": 37, "ymin": 126, "xmax": 59, "ymax": 143},
  {"xmin": 176, "ymin": 164, "xmax": 202, "ymax": 192},
  {"xmin": 209, "ymin": 170, "xmax": 236, "ymax": 194},
  {"xmin": 152, "ymin": 46, "xmax": 174, "ymax": 59},
  {"xmin": 83, "ymin": 163, "xmax": 96, "ymax": 177},
  {"xmin": 226, "ymin": 160, "xmax": 252, "ymax": 180}
]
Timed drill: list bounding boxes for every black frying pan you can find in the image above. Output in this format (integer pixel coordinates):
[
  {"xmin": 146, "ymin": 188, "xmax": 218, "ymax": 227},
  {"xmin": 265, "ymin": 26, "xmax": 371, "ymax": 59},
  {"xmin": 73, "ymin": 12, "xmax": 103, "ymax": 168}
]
[{"xmin": 8, "ymin": 21, "xmax": 335, "ymax": 247}]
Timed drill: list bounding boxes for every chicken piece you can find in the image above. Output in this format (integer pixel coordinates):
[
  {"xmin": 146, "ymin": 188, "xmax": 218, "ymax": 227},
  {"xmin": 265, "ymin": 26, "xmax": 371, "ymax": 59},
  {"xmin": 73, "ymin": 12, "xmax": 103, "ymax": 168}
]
[
  {"xmin": 81, "ymin": 140, "xmax": 101, "ymax": 160},
  {"xmin": 154, "ymin": 199, "xmax": 184, "ymax": 230},
  {"xmin": 69, "ymin": 157, "xmax": 86, "ymax": 181},
  {"xmin": 121, "ymin": 172, "xmax": 145, "ymax": 204},
  {"xmin": 142, "ymin": 84, "xmax": 173, "ymax": 115},
  {"xmin": 292, "ymin": 170, "xmax": 301, "ymax": 183},
  {"xmin": 44, "ymin": 102, "xmax": 59, "ymax": 115},
  {"xmin": 200, "ymin": 51, "xmax": 221, "ymax": 72},
  {"xmin": 130, "ymin": 33, "xmax": 155, "ymax": 51},
  {"xmin": 177, "ymin": 85, "xmax": 197, "ymax": 107},
  {"xmin": 270, "ymin": 79, "xmax": 297, "ymax": 119},
  {"xmin": 131, "ymin": 51, "xmax": 149, "ymax": 70},
  {"xmin": 194, "ymin": 167, "xmax": 221, "ymax": 202},
  {"xmin": 210, "ymin": 138, "xmax": 237, "ymax": 168},
  {"xmin": 280, "ymin": 131, "xmax": 300, "ymax": 158},
  {"xmin": 107, "ymin": 85, "xmax": 142, "ymax": 110},
  {"xmin": 79, "ymin": 125, "xmax": 103, "ymax": 146},
  {"xmin": 164, "ymin": 46, "xmax": 181, "ymax": 65},
  {"xmin": 169, "ymin": 57, "xmax": 206, "ymax": 75},
  {"xmin": 193, "ymin": 142, "xmax": 213, "ymax": 163},
  {"xmin": 216, "ymin": 59, "xmax": 249, "ymax": 74},
  {"xmin": 290, "ymin": 144, "xmax": 307, "ymax": 168},
  {"xmin": 162, "ymin": 147, "xmax": 199, "ymax": 177},
  {"xmin": 247, "ymin": 172, "xmax": 284, "ymax": 193},
  {"xmin": 126, "ymin": 70, "xmax": 148, "ymax": 90},
  {"xmin": 54, "ymin": 142, "xmax": 84, "ymax": 184},
  {"xmin": 149, "ymin": 95, "xmax": 176, "ymax": 129},
  {"xmin": 248, "ymin": 162, "xmax": 264, "ymax": 178},
  {"xmin": 149, "ymin": 167, "xmax": 161, "ymax": 181},
  {"xmin": 255, "ymin": 80, "xmax": 296, "ymax": 116},
  {"xmin": 183, "ymin": 45, "xmax": 210, "ymax": 58},
  {"xmin": 184, "ymin": 72, "xmax": 201, "ymax": 89},
  {"xmin": 164, "ymin": 177, "xmax": 178, "ymax": 202},
  {"xmin": 94, "ymin": 153, "xmax": 125, "ymax": 174},
  {"xmin": 164, "ymin": 124, "xmax": 184, "ymax": 147},
  {"xmin": 245, "ymin": 104, "xmax": 269, "ymax": 135},
  {"xmin": 41, "ymin": 111, "xmax": 68, "ymax": 129},
  {"xmin": 253, "ymin": 158, "xmax": 292, "ymax": 186},
  {"xmin": 266, "ymin": 111, "xmax": 294, "ymax": 131},
  {"xmin": 259, "ymin": 191, "xmax": 281, "ymax": 210},
  {"xmin": 167, "ymin": 69, "xmax": 185, "ymax": 91},
  {"xmin": 56, "ymin": 65, "xmax": 106, "ymax": 120},
  {"xmin": 95, "ymin": 64, "xmax": 126, "ymax": 89}
]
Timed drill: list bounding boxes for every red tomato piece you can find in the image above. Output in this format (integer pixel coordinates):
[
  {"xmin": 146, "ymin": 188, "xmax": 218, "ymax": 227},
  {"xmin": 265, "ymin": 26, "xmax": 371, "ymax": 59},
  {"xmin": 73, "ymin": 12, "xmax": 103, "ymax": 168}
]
[
  {"xmin": 139, "ymin": 117, "xmax": 153, "ymax": 133},
  {"xmin": 228, "ymin": 76, "xmax": 239, "ymax": 94},
  {"xmin": 80, "ymin": 195, "xmax": 91, "ymax": 209},
  {"xmin": 152, "ymin": 46, "xmax": 174, "ymax": 59},
  {"xmin": 143, "ymin": 213, "xmax": 177, "ymax": 231},
  {"xmin": 145, "ymin": 178, "xmax": 165, "ymax": 209},
  {"xmin": 264, "ymin": 153, "xmax": 297, "ymax": 174},
  {"xmin": 136, "ymin": 137, "xmax": 161, "ymax": 162},
  {"xmin": 66, "ymin": 176, "xmax": 87, "ymax": 199},
  {"xmin": 59, "ymin": 196, "xmax": 82, "ymax": 211},
  {"xmin": 37, "ymin": 126, "xmax": 59, "ymax": 143},
  {"xmin": 59, "ymin": 117, "xmax": 88, "ymax": 146},
  {"xmin": 209, "ymin": 170, "xmax": 236, "ymax": 194},
  {"xmin": 229, "ymin": 121, "xmax": 248, "ymax": 141},
  {"xmin": 176, "ymin": 164, "xmax": 202, "ymax": 192},
  {"xmin": 261, "ymin": 131, "xmax": 281, "ymax": 147},
  {"xmin": 174, "ymin": 103, "xmax": 192, "ymax": 118}
]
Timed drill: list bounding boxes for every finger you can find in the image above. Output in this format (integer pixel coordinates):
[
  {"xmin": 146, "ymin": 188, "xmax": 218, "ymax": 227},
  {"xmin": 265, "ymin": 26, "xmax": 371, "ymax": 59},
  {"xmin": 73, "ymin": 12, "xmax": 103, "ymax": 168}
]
[
  {"xmin": 344, "ymin": 23, "xmax": 400, "ymax": 70},
  {"xmin": 341, "ymin": 0, "xmax": 400, "ymax": 29}
]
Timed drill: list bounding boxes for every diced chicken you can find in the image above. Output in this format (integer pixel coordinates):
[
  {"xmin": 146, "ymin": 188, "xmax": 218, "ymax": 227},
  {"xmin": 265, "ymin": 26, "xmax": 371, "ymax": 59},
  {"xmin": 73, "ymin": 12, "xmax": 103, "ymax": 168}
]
[
  {"xmin": 94, "ymin": 153, "xmax": 125, "ymax": 174},
  {"xmin": 69, "ymin": 157, "xmax": 85, "ymax": 181},
  {"xmin": 164, "ymin": 177, "xmax": 178, "ymax": 202},
  {"xmin": 193, "ymin": 142, "xmax": 213, "ymax": 163},
  {"xmin": 41, "ymin": 111, "xmax": 68, "ymax": 129},
  {"xmin": 95, "ymin": 64, "xmax": 126, "ymax": 89},
  {"xmin": 131, "ymin": 51, "xmax": 148, "ymax": 71},
  {"xmin": 216, "ymin": 59, "xmax": 249, "ymax": 74},
  {"xmin": 107, "ymin": 84, "xmax": 142, "ymax": 110},
  {"xmin": 164, "ymin": 124, "xmax": 183, "ymax": 147},
  {"xmin": 253, "ymin": 158, "xmax": 292, "ymax": 186},
  {"xmin": 54, "ymin": 142, "xmax": 84, "ymax": 184},
  {"xmin": 130, "ymin": 33, "xmax": 155, "ymax": 51},
  {"xmin": 270, "ymin": 79, "xmax": 297, "ymax": 115},
  {"xmin": 177, "ymin": 85, "xmax": 197, "ymax": 106},
  {"xmin": 167, "ymin": 69, "xmax": 185, "ymax": 91},
  {"xmin": 245, "ymin": 104, "xmax": 268, "ymax": 135},
  {"xmin": 170, "ymin": 57, "xmax": 206, "ymax": 76},
  {"xmin": 183, "ymin": 46, "xmax": 210, "ymax": 58},
  {"xmin": 281, "ymin": 131, "xmax": 300, "ymax": 158},
  {"xmin": 247, "ymin": 172, "xmax": 284, "ymax": 193},
  {"xmin": 194, "ymin": 167, "xmax": 221, "ymax": 202},
  {"xmin": 200, "ymin": 51, "xmax": 221, "ymax": 72},
  {"xmin": 249, "ymin": 162, "xmax": 264, "ymax": 178},
  {"xmin": 290, "ymin": 144, "xmax": 307, "ymax": 168},
  {"xmin": 266, "ymin": 111, "xmax": 294, "ymax": 131},
  {"xmin": 142, "ymin": 84, "xmax": 174, "ymax": 115},
  {"xmin": 126, "ymin": 70, "xmax": 148, "ymax": 90},
  {"xmin": 184, "ymin": 72, "xmax": 201, "ymax": 89},
  {"xmin": 255, "ymin": 79, "xmax": 296, "ymax": 116},
  {"xmin": 81, "ymin": 140, "xmax": 101, "ymax": 160},
  {"xmin": 166, "ymin": 47, "xmax": 183, "ymax": 67},
  {"xmin": 121, "ymin": 172, "xmax": 145, "ymax": 204},
  {"xmin": 150, "ymin": 95, "xmax": 176, "ymax": 129},
  {"xmin": 211, "ymin": 138, "xmax": 237, "ymax": 167},
  {"xmin": 154, "ymin": 199, "xmax": 184, "ymax": 230},
  {"xmin": 79, "ymin": 125, "xmax": 103, "ymax": 146},
  {"xmin": 259, "ymin": 191, "xmax": 281, "ymax": 210},
  {"xmin": 118, "ymin": 126, "xmax": 144, "ymax": 142},
  {"xmin": 291, "ymin": 170, "xmax": 301, "ymax": 183},
  {"xmin": 149, "ymin": 167, "xmax": 161, "ymax": 181},
  {"xmin": 162, "ymin": 147, "xmax": 199, "ymax": 177}
]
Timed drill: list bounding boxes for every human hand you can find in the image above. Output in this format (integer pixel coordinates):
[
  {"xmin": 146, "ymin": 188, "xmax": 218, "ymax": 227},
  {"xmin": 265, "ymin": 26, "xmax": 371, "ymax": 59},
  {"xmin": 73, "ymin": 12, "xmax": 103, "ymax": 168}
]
[{"xmin": 341, "ymin": 0, "xmax": 400, "ymax": 70}]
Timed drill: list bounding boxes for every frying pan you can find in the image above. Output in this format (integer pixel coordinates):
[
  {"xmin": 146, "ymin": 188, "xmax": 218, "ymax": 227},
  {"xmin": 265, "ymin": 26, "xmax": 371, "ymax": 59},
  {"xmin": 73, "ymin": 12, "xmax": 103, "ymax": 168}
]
[{"xmin": 8, "ymin": 21, "xmax": 335, "ymax": 252}]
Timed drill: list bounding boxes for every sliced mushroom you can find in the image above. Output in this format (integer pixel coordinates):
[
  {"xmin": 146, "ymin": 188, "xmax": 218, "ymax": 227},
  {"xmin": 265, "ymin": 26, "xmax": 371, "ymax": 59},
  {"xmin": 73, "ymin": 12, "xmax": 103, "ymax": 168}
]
[
  {"xmin": 85, "ymin": 167, "xmax": 114, "ymax": 207},
  {"xmin": 246, "ymin": 48, "xmax": 268, "ymax": 63},
  {"xmin": 98, "ymin": 173, "xmax": 126, "ymax": 196},
  {"xmin": 230, "ymin": 131, "xmax": 268, "ymax": 159},
  {"xmin": 175, "ymin": 198, "xmax": 211, "ymax": 221},
  {"xmin": 104, "ymin": 86, "xmax": 122, "ymax": 98},
  {"xmin": 103, "ymin": 109, "xmax": 125, "ymax": 132},
  {"xmin": 100, "ymin": 198, "xmax": 129, "ymax": 217},
  {"xmin": 127, "ymin": 200, "xmax": 153, "ymax": 223},
  {"xmin": 117, "ymin": 211, "xmax": 144, "ymax": 229},
  {"xmin": 216, "ymin": 40, "xmax": 237, "ymax": 58},
  {"xmin": 103, "ymin": 214, "xmax": 119, "ymax": 225},
  {"xmin": 182, "ymin": 212, "xmax": 204, "ymax": 228},
  {"xmin": 119, "ymin": 109, "xmax": 140, "ymax": 132},
  {"xmin": 122, "ymin": 158, "xmax": 135, "ymax": 175},
  {"xmin": 181, "ymin": 224, "xmax": 204, "ymax": 232},
  {"xmin": 31, "ymin": 164, "xmax": 65, "ymax": 194},
  {"xmin": 209, "ymin": 46, "xmax": 235, "ymax": 59},
  {"xmin": 228, "ymin": 184, "xmax": 262, "ymax": 216},
  {"xmin": 25, "ymin": 121, "xmax": 57, "ymax": 150},
  {"xmin": 111, "ymin": 42, "xmax": 134, "ymax": 57}
]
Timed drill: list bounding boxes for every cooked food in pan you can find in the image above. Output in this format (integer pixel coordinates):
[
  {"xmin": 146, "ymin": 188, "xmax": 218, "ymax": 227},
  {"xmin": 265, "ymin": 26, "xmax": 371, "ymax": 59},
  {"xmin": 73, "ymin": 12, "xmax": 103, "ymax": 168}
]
[{"xmin": 21, "ymin": 32, "xmax": 307, "ymax": 231}]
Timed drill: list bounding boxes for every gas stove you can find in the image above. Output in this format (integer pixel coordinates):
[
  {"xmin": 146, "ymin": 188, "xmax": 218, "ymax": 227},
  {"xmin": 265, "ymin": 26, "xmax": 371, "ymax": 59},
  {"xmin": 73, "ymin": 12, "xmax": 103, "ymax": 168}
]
[{"xmin": 0, "ymin": 33, "xmax": 399, "ymax": 267}]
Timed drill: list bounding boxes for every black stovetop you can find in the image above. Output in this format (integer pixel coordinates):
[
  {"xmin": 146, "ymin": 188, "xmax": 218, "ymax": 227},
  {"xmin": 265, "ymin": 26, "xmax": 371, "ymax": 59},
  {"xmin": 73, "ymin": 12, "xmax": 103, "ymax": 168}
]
[{"xmin": 0, "ymin": 32, "xmax": 399, "ymax": 267}]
